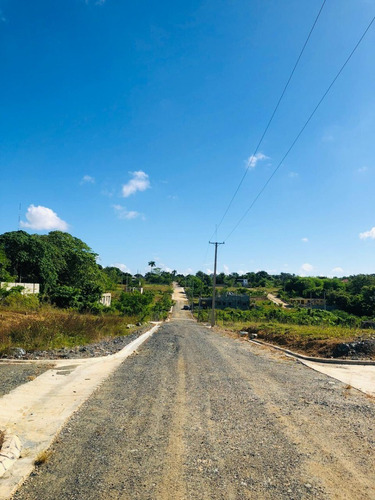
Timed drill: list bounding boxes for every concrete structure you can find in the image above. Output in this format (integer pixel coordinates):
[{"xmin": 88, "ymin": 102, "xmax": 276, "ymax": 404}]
[
  {"xmin": 199, "ymin": 293, "xmax": 250, "ymax": 310},
  {"xmin": 0, "ymin": 283, "xmax": 40, "ymax": 295},
  {"xmin": 290, "ymin": 297, "xmax": 326, "ymax": 309},
  {"xmin": 237, "ymin": 279, "xmax": 249, "ymax": 287},
  {"xmin": 100, "ymin": 293, "xmax": 112, "ymax": 307}
]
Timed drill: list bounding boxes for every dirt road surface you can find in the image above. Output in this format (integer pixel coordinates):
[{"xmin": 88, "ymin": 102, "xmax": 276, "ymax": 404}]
[{"xmin": 12, "ymin": 295, "xmax": 375, "ymax": 499}]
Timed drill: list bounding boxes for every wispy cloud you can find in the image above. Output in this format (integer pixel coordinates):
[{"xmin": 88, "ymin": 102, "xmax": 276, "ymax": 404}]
[
  {"xmin": 113, "ymin": 204, "xmax": 143, "ymax": 220},
  {"xmin": 223, "ymin": 264, "xmax": 229, "ymax": 274},
  {"xmin": 80, "ymin": 175, "xmax": 95, "ymax": 184},
  {"xmin": 321, "ymin": 133, "xmax": 334, "ymax": 143},
  {"xmin": 113, "ymin": 263, "xmax": 131, "ymax": 273},
  {"xmin": 122, "ymin": 171, "xmax": 150, "ymax": 198},
  {"xmin": 246, "ymin": 153, "xmax": 269, "ymax": 169},
  {"xmin": 359, "ymin": 226, "xmax": 375, "ymax": 240},
  {"xmin": 0, "ymin": 10, "xmax": 6, "ymax": 22},
  {"xmin": 289, "ymin": 171, "xmax": 299, "ymax": 178},
  {"xmin": 357, "ymin": 166, "xmax": 369, "ymax": 173},
  {"xmin": 300, "ymin": 263, "xmax": 313, "ymax": 276},
  {"xmin": 20, "ymin": 205, "xmax": 68, "ymax": 231},
  {"xmin": 301, "ymin": 237, "xmax": 309, "ymax": 243},
  {"xmin": 332, "ymin": 267, "xmax": 344, "ymax": 274}
]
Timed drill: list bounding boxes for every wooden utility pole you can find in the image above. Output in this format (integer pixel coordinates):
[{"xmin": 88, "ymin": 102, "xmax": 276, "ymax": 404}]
[{"xmin": 209, "ymin": 241, "xmax": 224, "ymax": 327}]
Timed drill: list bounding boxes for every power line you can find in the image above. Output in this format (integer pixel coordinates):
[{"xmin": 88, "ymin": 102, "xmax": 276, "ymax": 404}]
[
  {"xmin": 224, "ymin": 13, "xmax": 375, "ymax": 242},
  {"xmin": 210, "ymin": 0, "xmax": 327, "ymax": 241}
]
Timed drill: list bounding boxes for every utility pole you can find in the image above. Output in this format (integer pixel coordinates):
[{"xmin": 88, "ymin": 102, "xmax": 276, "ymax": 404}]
[{"xmin": 209, "ymin": 241, "xmax": 224, "ymax": 327}]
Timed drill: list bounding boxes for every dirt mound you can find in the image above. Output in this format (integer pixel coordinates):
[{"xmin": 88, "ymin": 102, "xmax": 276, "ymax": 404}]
[{"xmin": 244, "ymin": 327, "xmax": 375, "ymax": 360}]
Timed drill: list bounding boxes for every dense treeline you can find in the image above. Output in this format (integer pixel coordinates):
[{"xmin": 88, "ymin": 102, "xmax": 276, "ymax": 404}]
[
  {"xmin": 1, "ymin": 231, "xmax": 375, "ymax": 318},
  {"xmin": 179, "ymin": 270, "xmax": 375, "ymax": 318},
  {"xmin": 0, "ymin": 231, "xmax": 174, "ymax": 317},
  {"xmin": 0, "ymin": 231, "xmax": 107, "ymax": 309}
]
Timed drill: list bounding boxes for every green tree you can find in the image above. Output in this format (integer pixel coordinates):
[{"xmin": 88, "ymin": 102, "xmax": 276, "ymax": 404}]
[{"xmin": 148, "ymin": 261, "xmax": 156, "ymax": 273}]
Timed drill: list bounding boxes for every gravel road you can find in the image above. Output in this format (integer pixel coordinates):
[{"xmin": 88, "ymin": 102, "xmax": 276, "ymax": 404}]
[{"xmin": 12, "ymin": 318, "xmax": 375, "ymax": 500}]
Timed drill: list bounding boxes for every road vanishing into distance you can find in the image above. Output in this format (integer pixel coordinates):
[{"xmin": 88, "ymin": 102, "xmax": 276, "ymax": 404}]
[{"xmin": 12, "ymin": 288, "xmax": 375, "ymax": 500}]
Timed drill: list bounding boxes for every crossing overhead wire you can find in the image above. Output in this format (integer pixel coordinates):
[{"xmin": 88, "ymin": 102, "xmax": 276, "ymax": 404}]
[
  {"xmin": 224, "ymin": 13, "xmax": 375, "ymax": 242},
  {"xmin": 210, "ymin": 0, "xmax": 328, "ymax": 242}
]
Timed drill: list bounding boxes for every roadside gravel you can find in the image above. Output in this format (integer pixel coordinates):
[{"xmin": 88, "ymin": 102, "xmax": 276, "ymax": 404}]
[
  {"xmin": 1, "ymin": 326, "xmax": 150, "ymax": 361},
  {"xmin": 0, "ymin": 364, "xmax": 51, "ymax": 398},
  {"xmin": 13, "ymin": 319, "xmax": 375, "ymax": 500}
]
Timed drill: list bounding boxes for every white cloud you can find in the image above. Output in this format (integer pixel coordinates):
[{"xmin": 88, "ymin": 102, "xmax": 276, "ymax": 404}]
[
  {"xmin": 223, "ymin": 264, "xmax": 229, "ymax": 274},
  {"xmin": 300, "ymin": 263, "xmax": 314, "ymax": 275},
  {"xmin": 20, "ymin": 205, "xmax": 68, "ymax": 231},
  {"xmin": 206, "ymin": 268, "xmax": 213, "ymax": 275},
  {"xmin": 332, "ymin": 267, "xmax": 344, "ymax": 274},
  {"xmin": 81, "ymin": 175, "xmax": 95, "ymax": 184},
  {"xmin": 113, "ymin": 263, "xmax": 131, "ymax": 273},
  {"xmin": 301, "ymin": 263, "xmax": 313, "ymax": 272},
  {"xmin": 359, "ymin": 227, "xmax": 375, "ymax": 240},
  {"xmin": 357, "ymin": 166, "xmax": 369, "ymax": 173},
  {"xmin": 113, "ymin": 204, "xmax": 143, "ymax": 220},
  {"xmin": 246, "ymin": 153, "xmax": 269, "ymax": 169},
  {"xmin": 238, "ymin": 269, "xmax": 249, "ymax": 275},
  {"xmin": 288, "ymin": 171, "xmax": 299, "ymax": 178},
  {"xmin": 301, "ymin": 237, "xmax": 309, "ymax": 243},
  {"xmin": 122, "ymin": 171, "xmax": 150, "ymax": 198}
]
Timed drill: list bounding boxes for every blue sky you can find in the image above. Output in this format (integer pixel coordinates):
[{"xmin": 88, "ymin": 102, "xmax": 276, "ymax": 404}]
[{"xmin": 1, "ymin": 0, "xmax": 375, "ymax": 277}]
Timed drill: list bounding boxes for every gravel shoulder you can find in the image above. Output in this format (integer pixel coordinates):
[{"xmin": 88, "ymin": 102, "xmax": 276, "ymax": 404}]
[
  {"xmin": 1, "ymin": 327, "xmax": 150, "ymax": 361},
  {"xmin": 0, "ymin": 365, "xmax": 51, "ymax": 398},
  {"xmin": 12, "ymin": 319, "xmax": 375, "ymax": 500}
]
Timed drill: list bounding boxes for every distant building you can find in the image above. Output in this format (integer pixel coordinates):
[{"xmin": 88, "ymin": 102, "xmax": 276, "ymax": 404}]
[
  {"xmin": 237, "ymin": 279, "xmax": 249, "ymax": 287},
  {"xmin": 290, "ymin": 298, "xmax": 326, "ymax": 309},
  {"xmin": 199, "ymin": 293, "xmax": 250, "ymax": 310},
  {"xmin": 100, "ymin": 293, "xmax": 112, "ymax": 307},
  {"xmin": 0, "ymin": 282, "xmax": 40, "ymax": 295}
]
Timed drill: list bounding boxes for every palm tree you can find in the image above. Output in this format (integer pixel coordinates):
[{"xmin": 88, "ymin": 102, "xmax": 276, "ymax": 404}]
[{"xmin": 148, "ymin": 261, "xmax": 156, "ymax": 273}]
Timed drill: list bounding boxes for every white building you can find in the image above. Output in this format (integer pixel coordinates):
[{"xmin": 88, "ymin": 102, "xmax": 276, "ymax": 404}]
[
  {"xmin": 0, "ymin": 282, "xmax": 40, "ymax": 295},
  {"xmin": 100, "ymin": 293, "xmax": 112, "ymax": 307}
]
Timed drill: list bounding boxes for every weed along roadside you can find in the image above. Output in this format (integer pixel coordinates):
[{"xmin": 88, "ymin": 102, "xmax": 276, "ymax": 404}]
[{"xmin": 0, "ymin": 323, "xmax": 161, "ymax": 500}]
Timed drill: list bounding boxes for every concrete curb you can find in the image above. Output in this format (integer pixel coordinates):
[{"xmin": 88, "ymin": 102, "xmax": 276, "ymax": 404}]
[
  {"xmin": 0, "ymin": 433, "xmax": 22, "ymax": 478},
  {"xmin": 248, "ymin": 338, "xmax": 375, "ymax": 366}
]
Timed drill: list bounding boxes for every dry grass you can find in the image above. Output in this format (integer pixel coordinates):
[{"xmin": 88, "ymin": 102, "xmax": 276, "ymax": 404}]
[
  {"xmin": 212, "ymin": 320, "xmax": 375, "ymax": 359},
  {"xmin": 34, "ymin": 449, "xmax": 52, "ymax": 466},
  {"xmin": 0, "ymin": 307, "xmax": 139, "ymax": 355}
]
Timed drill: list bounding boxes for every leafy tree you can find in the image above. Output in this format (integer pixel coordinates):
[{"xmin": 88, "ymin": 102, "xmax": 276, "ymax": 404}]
[
  {"xmin": 0, "ymin": 230, "xmax": 107, "ymax": 308},
  {"xmin": 0, "ymin": 244, "xmax": 13, "ymax": 281}
]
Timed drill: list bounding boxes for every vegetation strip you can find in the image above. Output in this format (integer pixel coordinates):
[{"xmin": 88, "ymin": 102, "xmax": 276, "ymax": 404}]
[{"xmin": 248, "ymin": 338, "xmax": 375, "ymax": 366}]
